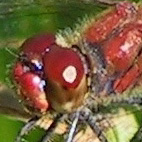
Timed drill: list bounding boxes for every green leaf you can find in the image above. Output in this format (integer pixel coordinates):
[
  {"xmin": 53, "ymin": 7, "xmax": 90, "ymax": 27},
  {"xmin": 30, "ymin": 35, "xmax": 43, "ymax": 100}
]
[{"xmin": 105, "ymin": 105, "xmax": 142, "ymax": 142}]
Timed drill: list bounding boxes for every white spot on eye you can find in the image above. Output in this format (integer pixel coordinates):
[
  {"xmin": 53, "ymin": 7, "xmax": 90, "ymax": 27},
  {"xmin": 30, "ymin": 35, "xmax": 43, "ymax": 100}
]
[
  {"xmin": 39, "ymin": 80, "xmax": 46, "ymax": 91},
  {"xmin": 33, "ymin": 76, "xmax": 45, "ymax": 91},
  {"xmin": 45, "ymin": 48, "xmax": 50, "ymax": 52},
  {"xmin": 41, "ymin": 80, "xmax": 46, "ymax": 87},
  {"xmin": 33, "ymin": 76, "xmax": 41, "ymax": 84},
  {"xmin": 62, "ymin": 65, "xmax": 77, "ymax": 83}
]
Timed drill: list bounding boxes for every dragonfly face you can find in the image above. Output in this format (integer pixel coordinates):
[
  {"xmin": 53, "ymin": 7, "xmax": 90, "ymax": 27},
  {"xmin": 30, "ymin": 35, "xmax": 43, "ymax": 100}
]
[
  {"xmin": 1, "ymin": 0, "xmax": 142, "ymax": 142},
  {"xmin": 14, "ymin": 33, "xmax": 88, "ymax": 113}
]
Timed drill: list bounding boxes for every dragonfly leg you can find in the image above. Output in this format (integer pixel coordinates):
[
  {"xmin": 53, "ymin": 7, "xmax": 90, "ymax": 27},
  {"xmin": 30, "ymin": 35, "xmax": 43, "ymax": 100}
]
[
  {"xmin": 16, "ymin": 116, "xmax": 39, "ymax": 142},
  {"xmin": 64, "ymin": 111, "xmax": 80, "ymax": 142},
  {"xmin": 39, "ymin": 114, "xmax": 63, "ymax": 142},
  {"xmin": 80, "ymin": 107, "xmax": 108, "ymax": 142}
]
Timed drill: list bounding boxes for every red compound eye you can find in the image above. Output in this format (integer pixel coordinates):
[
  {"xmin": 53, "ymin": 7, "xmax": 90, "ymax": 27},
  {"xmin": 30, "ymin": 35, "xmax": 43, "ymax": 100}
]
[
  {"xmin": 13, "ymin": 33, "xmax": 55, "ymax": 113},
  {"xmin": 19, "ymin": 72, "xmax": 48, "ymax": 112},
  {"xmin": 21, "ymin": 33, "xmax": 55, "ymax": 56},
  {"xmin": 13, "ymin": 62, "xmax": 24, "ymax": 81},
  {"xmin": 43, "ymin": 45, "xmax": 87, "ymax": 112},
  {"xmin": 43, "ymin": 45, "xmax": 84, "ymax": 89},
  {"xmin": 13, "ymin": 62, "xmax": 49, "ymax": 112},
  {"xmin": 20, "ymin": 33, "xmax": 55, "ymax": 73}
]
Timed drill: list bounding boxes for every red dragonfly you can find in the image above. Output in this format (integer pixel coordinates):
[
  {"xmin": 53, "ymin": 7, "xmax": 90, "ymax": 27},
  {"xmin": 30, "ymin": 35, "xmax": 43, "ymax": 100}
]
[{"xmin": 0, "ymin": 0, "xmax": 142, "ymax": 142}]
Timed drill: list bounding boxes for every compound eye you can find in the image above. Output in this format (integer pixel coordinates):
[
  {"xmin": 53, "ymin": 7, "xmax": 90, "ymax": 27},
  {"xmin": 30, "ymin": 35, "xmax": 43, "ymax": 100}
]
[
  {"xmin": 19, "ymin": 33, "xmax": 55, "ymax": 73},
  {"xmin": 43, "ymin": 45, "xmax": 85, "ymax": 88},
  {"xmin": 21, "ymin": 33, "xmax": 55, "ymax": 56}
]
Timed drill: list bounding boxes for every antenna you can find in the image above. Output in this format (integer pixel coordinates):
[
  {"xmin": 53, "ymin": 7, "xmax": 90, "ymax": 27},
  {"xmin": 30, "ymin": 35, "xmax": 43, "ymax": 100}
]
[{"xmin": 5, "ymin": 47, "xmax": 19, "ymax": 58}]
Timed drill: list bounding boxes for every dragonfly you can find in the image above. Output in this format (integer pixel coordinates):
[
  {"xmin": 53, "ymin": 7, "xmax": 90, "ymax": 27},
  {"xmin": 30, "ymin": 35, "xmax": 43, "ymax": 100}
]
[{"xmin": 0, "ymin": 0, "xmax": 142, "ymax": 142}]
